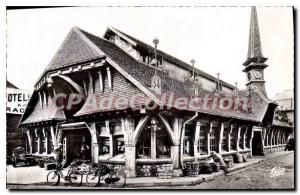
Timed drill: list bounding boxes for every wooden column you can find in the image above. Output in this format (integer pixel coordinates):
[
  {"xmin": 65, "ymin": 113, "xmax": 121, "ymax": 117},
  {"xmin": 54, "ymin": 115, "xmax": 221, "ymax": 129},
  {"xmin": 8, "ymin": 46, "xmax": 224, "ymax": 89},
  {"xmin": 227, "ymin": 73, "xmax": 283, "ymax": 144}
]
[
  {"xmin": 98, "ymin": 70, "xmax": 103, "ymax": 93},
  {"xmin": 218, "ymin": 122, "xmax": 224, "ymax": 154},
  {"xmin": 237, "ymin": 126, "xmax": 241, "ymax": 152},
  {"xmin": 105, "ymin": 120, "xmax": 113, "ymax": 158},
  {"xmin": 228, "ymin": 125, "xmax": 233, "ymax": 151},
  {"xmin": 123, "ymin": 116, "xmax": 136, "ymax": 178},
  {"xmin": 249, "ymin": 127, "xmax": 254, "ymax": 157},
  {"xmin": 35, "ymin": 129, "xmax": 41, "ymax": 154},
  {"xmin": 87, "ymin": 122, "xmax": 99, "ymax": 164},
  {"xmin": 244, "ymin": 127, "xmax": 248, "ymax": 149},
  {"xmin": 42, "ymin": 128, "xmax": 48, "ymax": 154},
  {"xmin": 26, "ymin": 129, "xmax": 33, "ymax": 154},
  {"xmin": 171, "ymin": 116, "xmax": 183, "ymax": 176},
  {"xmin": 194, "ymin": 121, "xmax": 201, "ymax": 158},
  {"xmin": 83, "ymin": 75, "xmax": 88, "ymax": 96},
  {"xmin": 50, "ymin": 125, "xmax": 56, "ymax": 149},
  {"xmin": 88, "ymin": 71, "xmax": 94, "ymax": 94},
  {"xmin": 107, "ymin": 67, "xmax": 112, "ymax": 90},
  {"xmin": 207, "ymin": 122, "xmax": 212, "ymax": 155},
  {"xmin": 151, "ymin": 129, "xmax": 157, "ymax": 159},
  {"xmin": 270, "ymin": 129, "xmax": 274, "ymax": 146}
]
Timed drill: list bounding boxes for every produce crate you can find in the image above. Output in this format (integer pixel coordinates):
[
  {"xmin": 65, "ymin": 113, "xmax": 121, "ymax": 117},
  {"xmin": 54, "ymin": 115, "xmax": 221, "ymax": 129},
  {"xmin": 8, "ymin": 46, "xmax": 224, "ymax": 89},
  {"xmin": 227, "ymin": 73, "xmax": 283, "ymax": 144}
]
[
  {"xmin": 199, "ymin": 162, "xmax": 213, "ymax": 174},
  {"xmin": 223, "ymin": 156, "xmax": 234, "ymax": 168},
  {"xmin": 233, "ymin": 153, "xmax": 243, "ymax": 163},
  {"xmin": 157, "ymin": 164, "xmax": 173, "ymax": 179},
  {"xmin": 185, "ymin": 162, "xmax": 199, "ymax": 177}
]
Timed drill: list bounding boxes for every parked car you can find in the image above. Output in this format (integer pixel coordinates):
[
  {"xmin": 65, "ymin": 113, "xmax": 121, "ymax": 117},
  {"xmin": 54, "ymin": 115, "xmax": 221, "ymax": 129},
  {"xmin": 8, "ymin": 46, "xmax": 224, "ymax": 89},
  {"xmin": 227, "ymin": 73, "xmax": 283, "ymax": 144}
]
[
  {"xmin": 11, "ymin": 147, "xmax": 36, "ymax": 167},
  {"xmin": 285, "ymin": 138, "xmax": 295, "ymax": 151}
]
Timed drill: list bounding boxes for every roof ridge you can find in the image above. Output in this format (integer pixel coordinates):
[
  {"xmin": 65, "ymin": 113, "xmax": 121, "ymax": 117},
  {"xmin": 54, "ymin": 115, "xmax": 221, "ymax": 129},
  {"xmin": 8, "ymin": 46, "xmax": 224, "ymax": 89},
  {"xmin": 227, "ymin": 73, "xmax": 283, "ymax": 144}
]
[
  {"xmin": 110, "ymin": 26, "xmax": 236, "ymax": 89},
  {"xmin": 75, "ymin": 27, "xmax": 163, "ymax": 106}
]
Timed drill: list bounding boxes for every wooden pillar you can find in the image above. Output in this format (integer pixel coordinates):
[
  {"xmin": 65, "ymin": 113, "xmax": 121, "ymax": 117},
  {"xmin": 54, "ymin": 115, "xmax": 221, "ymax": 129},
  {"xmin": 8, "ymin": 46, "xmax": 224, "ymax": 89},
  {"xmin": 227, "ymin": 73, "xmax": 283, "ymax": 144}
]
[
  {"xmin": 83, "ymin": 75, "xmax": 88, "ymax": 96},
  {"xmin": 171, "ymin": 116, "xmax": 183, "ymax": 176},
  {"xmin": 228, "ymin": 125, "xmax": 233, "ymax": 151},
  {"xmin": 218, "ymin": 122, "xmax": 224, "ymax": 154},
  {"xmin": 265, "ymin": 128, "xmax": 269, "ymax": 146},
  {"xmin": 42, "ymin": 128, "xmax": 48, "ymax": 154},
  {"xmin": 124, "ymin": 116, "xmax": 136, "ymax": 178},
  {"xmin": 125, "ymin": 146, "xmax": 136, "ymax": 178},
  {"xmin": 244, "ymin": 127, "xmax": 248, "ymax": 149},
  {"xmin": 105, "ymin": 120, "xmax": 113, "ymax": 158},
  {"xmin": 207, "ymin": 122, "xmax": 212, "ymax": 155},
  {"xmin": 35, "ymin": 129, "xmax": 41, "ymax": 154},
  {"xmin": 38, "ymin": 92, "xmax": 42, "ymax": 107},
  {"xmin": 270, "ymin": 129, "xmax": 274, "ymax": 146},
  {"xmin": 276, "ymin": 129, "xmax": 280, "ymax": 145},
  {"xmin": 107, "ymin": 67, "xmax": 112, "ymax": 90},
  {"xmin": 98, "ymin": 70, "xmax": 103, "ymax": 93},
  {"xmin": 194, "ymin": 121, "xmax": 201, "ymax": 158},
  {"xmin": 87, "ymin": 122, "xmax": 99, "ymax": 164},
  {"xmin": 50, "ymin": 125, "xmax": 56, "ymax": 148},
  {"xmin": 249, "ymin": 127, "xmax": 254, "ymax": 157},
  {"xmin": 88, "ymin": 71, "xmax": 93, "ymax": 94},
  {"xmin": 237, "ymin": 126, "xmax": 241, "ymax": 152},
  {"xmin": 26, "ymin": 129, "xmax": 33, "ymax": 154},
  {"xmin": 151, "ymin": 129, "xmax": 157, "ymax": 159}
]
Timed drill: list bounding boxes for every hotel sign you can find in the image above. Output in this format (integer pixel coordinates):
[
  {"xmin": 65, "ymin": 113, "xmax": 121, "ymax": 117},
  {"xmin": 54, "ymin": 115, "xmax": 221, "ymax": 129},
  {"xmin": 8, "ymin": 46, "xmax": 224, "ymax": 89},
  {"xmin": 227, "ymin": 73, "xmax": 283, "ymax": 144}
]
[{"xmin": 6, "ymin": 88, "xmax": 30, "ymax": 114}]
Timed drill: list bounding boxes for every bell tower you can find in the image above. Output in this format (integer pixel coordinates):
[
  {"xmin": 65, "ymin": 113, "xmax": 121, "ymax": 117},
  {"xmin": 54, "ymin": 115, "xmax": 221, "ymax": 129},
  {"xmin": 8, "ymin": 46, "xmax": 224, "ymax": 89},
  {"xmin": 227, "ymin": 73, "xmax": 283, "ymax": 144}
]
[{"xmin": 243, "ymin": 7, "xmax": 268, "ymax": 96}]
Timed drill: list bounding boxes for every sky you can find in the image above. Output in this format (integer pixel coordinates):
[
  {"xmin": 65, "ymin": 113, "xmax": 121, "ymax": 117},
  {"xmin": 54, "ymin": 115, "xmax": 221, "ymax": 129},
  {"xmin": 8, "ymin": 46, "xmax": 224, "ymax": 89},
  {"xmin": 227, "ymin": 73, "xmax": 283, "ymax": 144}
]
[{"xmin": 6, "ymin": 6, "xmax": 294, "ymax": 98}]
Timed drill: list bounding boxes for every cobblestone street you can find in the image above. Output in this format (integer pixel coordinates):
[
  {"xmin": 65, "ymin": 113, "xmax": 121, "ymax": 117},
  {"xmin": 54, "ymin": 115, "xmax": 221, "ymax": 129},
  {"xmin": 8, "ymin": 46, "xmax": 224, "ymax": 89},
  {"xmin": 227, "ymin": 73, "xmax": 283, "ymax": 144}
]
[
  {"xmin": 172, "ymin": 152, "xmax": 294, "ymax": 190},
  {"xmin": 7, "ymin": 152, "xmax": 294, "ymax": 190}
]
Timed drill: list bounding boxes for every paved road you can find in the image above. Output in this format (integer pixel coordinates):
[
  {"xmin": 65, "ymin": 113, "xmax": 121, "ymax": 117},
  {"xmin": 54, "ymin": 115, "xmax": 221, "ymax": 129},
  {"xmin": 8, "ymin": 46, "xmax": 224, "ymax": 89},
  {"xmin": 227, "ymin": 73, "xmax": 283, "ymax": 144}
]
[
  {"xmin": 180, "ymin": 152, "xmax": 294, "ymax": 190},
  {"xmin": 7, "ymin": 152, "xmax": 294, "ymax": 190}
]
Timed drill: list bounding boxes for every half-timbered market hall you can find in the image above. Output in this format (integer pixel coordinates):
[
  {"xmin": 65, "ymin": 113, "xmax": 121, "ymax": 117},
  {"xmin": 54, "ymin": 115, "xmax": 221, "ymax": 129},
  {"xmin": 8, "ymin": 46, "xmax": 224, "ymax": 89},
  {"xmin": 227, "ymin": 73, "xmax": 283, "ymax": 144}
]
[{"xmin": 19, "ymin": 7, "xmax": 293, "ymax": 178}]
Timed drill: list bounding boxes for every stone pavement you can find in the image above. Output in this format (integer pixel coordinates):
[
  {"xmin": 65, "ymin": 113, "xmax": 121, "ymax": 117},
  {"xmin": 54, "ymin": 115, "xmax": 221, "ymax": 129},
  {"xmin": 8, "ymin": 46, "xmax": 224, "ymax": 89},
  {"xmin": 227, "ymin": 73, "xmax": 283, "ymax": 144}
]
[{"xmin": 6, "ymin": 151, "xmax": 293, "ymax": 188}]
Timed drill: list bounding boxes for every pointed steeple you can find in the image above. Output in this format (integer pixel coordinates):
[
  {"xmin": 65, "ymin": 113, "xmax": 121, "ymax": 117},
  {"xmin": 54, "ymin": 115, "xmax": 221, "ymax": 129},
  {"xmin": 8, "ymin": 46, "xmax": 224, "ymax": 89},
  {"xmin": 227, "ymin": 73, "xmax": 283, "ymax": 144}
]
[
  {"xmin": 243, "ymin": 6, "xmax": 269, "ymax": 97},
  {"xmin": 244, "ymin": 7, "xmax": 268, "ymax": 66}
]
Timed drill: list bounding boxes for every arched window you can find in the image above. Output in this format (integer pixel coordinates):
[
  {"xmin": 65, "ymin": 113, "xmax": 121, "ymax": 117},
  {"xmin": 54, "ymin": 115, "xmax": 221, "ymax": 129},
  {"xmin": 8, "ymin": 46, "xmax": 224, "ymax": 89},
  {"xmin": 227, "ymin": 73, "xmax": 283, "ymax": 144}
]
[{"xmin": 136, "ymin": 117, "xmax": 172, "ymax": 159}]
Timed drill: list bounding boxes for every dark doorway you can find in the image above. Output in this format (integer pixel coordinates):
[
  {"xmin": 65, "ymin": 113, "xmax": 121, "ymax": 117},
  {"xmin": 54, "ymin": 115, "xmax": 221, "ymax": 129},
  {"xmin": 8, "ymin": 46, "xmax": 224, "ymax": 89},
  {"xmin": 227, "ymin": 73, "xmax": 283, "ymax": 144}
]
[
  {"xmin": 62, "ymin": 128, "xmax": 91, "ymax": 165},
  {"xmin": 252, "ymin": 131, "xmax": 264, "ymax": 156}
]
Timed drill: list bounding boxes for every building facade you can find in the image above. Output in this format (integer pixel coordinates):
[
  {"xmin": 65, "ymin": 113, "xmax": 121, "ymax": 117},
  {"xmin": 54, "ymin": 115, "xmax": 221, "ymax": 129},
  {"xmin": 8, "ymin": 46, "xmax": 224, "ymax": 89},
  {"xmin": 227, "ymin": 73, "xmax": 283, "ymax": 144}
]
[
  {"xmin": 6, "ymin": 81, "xmax": 30, "ymax": 156},
  {"xmin": 19, "ymin": 7, "xmax": 293, "ymax": 177}
]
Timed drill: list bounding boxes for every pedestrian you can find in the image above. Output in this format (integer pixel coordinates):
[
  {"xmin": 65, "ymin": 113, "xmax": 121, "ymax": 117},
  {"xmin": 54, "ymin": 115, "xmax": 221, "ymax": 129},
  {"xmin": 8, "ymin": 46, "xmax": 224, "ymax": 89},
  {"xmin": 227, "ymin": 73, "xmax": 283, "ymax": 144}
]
[
  {"xmin": 53, "ymin": 143, "xmax": 63, "ymax": 169},
  {"xmin": 80, "ymin": 141, "xmax": 90, "ymax": 160}
]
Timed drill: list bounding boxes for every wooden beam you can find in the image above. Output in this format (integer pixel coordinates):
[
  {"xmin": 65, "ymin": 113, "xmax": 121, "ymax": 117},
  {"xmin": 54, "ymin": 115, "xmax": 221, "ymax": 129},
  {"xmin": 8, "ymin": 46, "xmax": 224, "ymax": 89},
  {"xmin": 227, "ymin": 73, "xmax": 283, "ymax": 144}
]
[
  {"xmin": 88, "ymin": 71, "xmax": 94, "ymax": 94},
  {"xmin": 58, "ymin": 75, "xmax": 86, "ymax": 99},
  {"xmin": 107, "ymin": 67, "xmax": 112, "ymax": 90},
  {"xmin": 98, "ymin": 70, "xmax": 103, "ymax": 93},
  {"xmin": 158, "ymin": 114, "xmax": 175, "ymax": 145},
  {"xmin": 132, "ymin": 116, "xmax": 150, "ymax": 146}
]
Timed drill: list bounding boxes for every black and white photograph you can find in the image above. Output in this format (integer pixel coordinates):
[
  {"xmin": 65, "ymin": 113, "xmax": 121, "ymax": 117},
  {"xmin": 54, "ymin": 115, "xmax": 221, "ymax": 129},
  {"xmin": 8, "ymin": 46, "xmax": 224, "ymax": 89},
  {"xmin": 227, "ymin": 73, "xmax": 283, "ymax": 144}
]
[{"xmin": 5, "ymin": 5, "xmax": 295, "ymax": 190}]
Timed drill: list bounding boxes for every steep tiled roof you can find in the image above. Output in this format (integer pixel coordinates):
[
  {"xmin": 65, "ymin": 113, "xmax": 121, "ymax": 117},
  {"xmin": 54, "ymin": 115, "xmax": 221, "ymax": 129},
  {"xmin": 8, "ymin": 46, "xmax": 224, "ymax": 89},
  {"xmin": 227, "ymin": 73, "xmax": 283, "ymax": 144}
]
[
  {"xmin": 22, "ymin": 27, "xmax": 275, "ymax": 124},
  {"xmin": 77, "ymin": 28, "xmax": 271, "ymax": 122},
  {"xmin": 45, "ymin": 29, "xmax": 103, "ymax": 71},
  {"xmin": 107, "ymin": 27, "xmax": 236, "ymax": 90},
  {"xmin": 20, "ymin": 91, "xmax": 66, "ymax": 125}
]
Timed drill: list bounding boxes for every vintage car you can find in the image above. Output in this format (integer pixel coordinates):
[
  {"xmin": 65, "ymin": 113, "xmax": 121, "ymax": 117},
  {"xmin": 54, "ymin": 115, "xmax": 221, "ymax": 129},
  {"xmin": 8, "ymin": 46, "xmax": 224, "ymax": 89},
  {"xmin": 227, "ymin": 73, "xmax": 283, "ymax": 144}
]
[{"xmin": 11, "ymin": 147, "xmax": 36, "ymax": 167}]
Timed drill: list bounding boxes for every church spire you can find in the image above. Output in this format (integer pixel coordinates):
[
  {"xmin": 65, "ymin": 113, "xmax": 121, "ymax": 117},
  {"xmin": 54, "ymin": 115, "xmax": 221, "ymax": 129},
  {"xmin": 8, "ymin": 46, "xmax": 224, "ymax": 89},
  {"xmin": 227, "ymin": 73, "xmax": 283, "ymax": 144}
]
[
  {"xmin": 244, "ymin": 6, "xmax": 267, "ymax": 66},
  {"xmin": 243, "ymin": 6, "xmax": 269, "ymax": 97}
]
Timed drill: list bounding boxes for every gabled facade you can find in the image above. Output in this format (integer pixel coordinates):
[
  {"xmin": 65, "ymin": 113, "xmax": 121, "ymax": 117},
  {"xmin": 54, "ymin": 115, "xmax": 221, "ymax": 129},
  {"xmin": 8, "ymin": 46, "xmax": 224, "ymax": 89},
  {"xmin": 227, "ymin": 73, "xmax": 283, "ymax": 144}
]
[{"xmin": 19, "ymin": 7, "xmax": 292, "ymax": 177}]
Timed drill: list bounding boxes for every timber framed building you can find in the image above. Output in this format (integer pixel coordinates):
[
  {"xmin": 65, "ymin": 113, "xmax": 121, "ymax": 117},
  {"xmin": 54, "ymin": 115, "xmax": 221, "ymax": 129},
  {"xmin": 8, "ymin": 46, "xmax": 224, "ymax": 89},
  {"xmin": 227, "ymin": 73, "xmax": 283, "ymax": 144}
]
[{"xmin": 19, "ymin": 7, "xmax": 293, "ymax": 177}]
